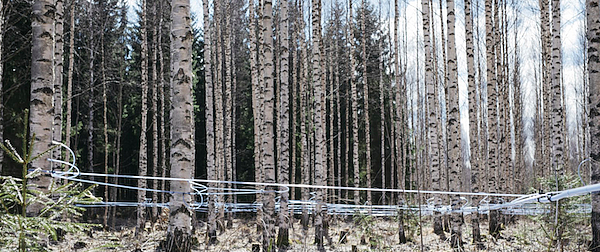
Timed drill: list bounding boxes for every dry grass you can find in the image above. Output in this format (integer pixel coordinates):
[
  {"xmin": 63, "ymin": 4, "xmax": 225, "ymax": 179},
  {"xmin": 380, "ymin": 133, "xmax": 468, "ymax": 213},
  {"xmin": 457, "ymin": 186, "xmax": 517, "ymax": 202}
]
[{"xmin": 49, "ymin": 213, "xmax": 592, "ymax": 252}]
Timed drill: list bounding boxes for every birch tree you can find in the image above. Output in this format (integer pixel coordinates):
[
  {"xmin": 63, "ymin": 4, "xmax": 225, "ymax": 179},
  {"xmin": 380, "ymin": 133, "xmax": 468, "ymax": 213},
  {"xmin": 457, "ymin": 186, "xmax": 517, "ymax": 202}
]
[
  {"xmin": 486, "ymin": 0, "xmax": 501, "ymax": 237},
  {"xmin": 361, "ymin": 0, "xmax": 372, "ymax": 205},
  {"xmin": 550, "ymin": 0, "xmax": 564, "ymax": 174},
  {"xmin": 277, "ymin": 0, "xmax": 291, "ymax": 248},
  {"xmin": 136, "ymin": 0, "xmax": 149, "ymax": 236},
  {"xmin": 422, "ymin": 0, "xmax": 444, "ymax": 238},
  {"xmin": 162, "ymin": 0, "xmax": 194, "ymax": 248},
  {"xmin": 589, "ymin": 0, "xmax": 600, "ymax": 250},
  {"xmin": 349, "ymin": 0, "xmax": 360, "ymax": 205},
  {"xmin": 0, "ymin": 0, "xmax": 4, "ymax": 174},
  {"xmin": 394, "ymin": 0, "xmax": 406, "ymax": 243},
  {"xmin": 28, "ymin": 0, "xmax": 56, "ymax": 214},
  {"xmin": 465, "ymin": 0, "xmax": 481, "ymax": 245},
  {"xmin": 65, "ymin": 2, "xmax": 75, "ymax": 153},
  {"xmin": 312, "ymin": 0, "xmax": 327, "ymax": 248},
  {"xmin": 151, "ymin": 0, "xmax": 160, "ymax": 221},
  {"xmin": 203, "ymin": 0, "xmax": 217, "ymax": 244},
  {"xmin": 446, "ymin": 0, "xmax": 463, "ymax": 247},
  {"xmin": 53, "ymin": 0, "xmax": 64, "ymax": 164},
  {"xmin": 260, "ymin": 0, "xmax": 276, "ymax": 250}
]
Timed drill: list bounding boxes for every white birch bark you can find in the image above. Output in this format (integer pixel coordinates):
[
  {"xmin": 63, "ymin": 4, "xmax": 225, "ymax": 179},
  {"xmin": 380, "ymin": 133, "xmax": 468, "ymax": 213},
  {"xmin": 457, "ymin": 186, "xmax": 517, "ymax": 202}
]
[
  {"xmin": 163, "ymin": 0, "xmax": 194, "ymax": 248},
  {"xmin": 277, "ymin": 0, "xmax": 290, "ymax": 247},
  {"xmin": 136, "ymin": 0, "xmax": 148, "ymax": 235},
  {"xmin": 588, "ymin": 0, "xmax": 600, "ymax": 250}
]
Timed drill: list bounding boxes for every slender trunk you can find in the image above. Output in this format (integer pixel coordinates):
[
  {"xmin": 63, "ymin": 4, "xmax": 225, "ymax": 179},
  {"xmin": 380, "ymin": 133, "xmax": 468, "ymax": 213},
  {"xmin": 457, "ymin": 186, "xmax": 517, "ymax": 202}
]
[
  {"xmin": 260, "ymin": 1, "xmax": 276, "ymax": 250},
  {"xmin": 0, "ymin": 0, "xmax": 4, "ymax": 174},
  {"xmin": 300, "ymin": 0, "xmax": 310, "ymax": 229},
  {"xmin": 101, "ymin": 28, "xmax": 109, "ymax": 229},
  {"xmin": 551, "ymin": 0, "xmax": 564, "ymax": 174},
  {"xmin": 465, "ymin": 0, "xmax": 481, "ymax": 244},
  {"xmin": 290, "ymin": 12, "xmax": 297, "ymax": 202},
  {"xmin": 151, "ymin": 0, "xmax": 159, "ymax": 221},
  {"xmin": 53, "ymin": 0, "xmax": 64, "ymax": 164},
  {"xmin": 379, "ymin": 5, "xmax": 385, "ymax": 205},
  {"xmin": 111, "ymin": 42, "xmax": 124, "ymax": 229},
  {"xmin": 277, "ymin": 0, "xmax": 290, "ymax": 247},
  {"xmin": 540, "ymin": 0, "xmax": 551, "ymax": 180},
  {"xmin": 588, "ymin": 0, "xmax": 600, "ymax": 250},
  {"xmin": 446, "ymin": 0, "xmax": 463, "ymax": 247},
  {"xmin": 136, "ymin": 0, "xmax": 148, "ymax": 236},
  {"xmin": 87, "ymin": 0, "xmax": 95, "ymax": 195},
  {"xmin": 214, "ymin": 0, "xmax": 225, "ymax": 226},
  {"xmin": 512, "ymin": 0, "xmax": 524, "ymax": 192},
  {"xmin": 486, "ymin": 0, "xmax": 500, "ymax": 237},
  {"xmin": 422, "ymin": 0, "xmax": 443, "ymax": 238},
  {"xmin": 224, "ymin": 0, "xmax": 233, "ymax": 229},
  {"xmin": 394, "ymin": 0, "xmax": 406, "ymax": 243},
  {"xmin": 65, "ymin": 2, "xmax": 75, "ymax": 153},
  {"xmin": 250, "ymin": 0, "xmax": 264, "ymax": 234},
  {"xmin": 158, "ymin": 0, "xmax": 167, "ymax": 205},
  {"xmin": 438, "ymin": 0, "xmax": 449, "ymax": 205},
  {"xmin": 361, "ymin": 0, "xmax": 372, "ymax": 205},
  {"xmin": 111, "ymin": 10, "xmax": 127, "ymax": 228},
  {"xmin": 328, "ymin": 34, "xmax": 335, "ymax": 205},
  {"xmin": 335, "ymin": 31, "xmax": 342, "ymax": 203},
  {"xmin": 311, "ymin": 0, "xmax": 326, "ymax": 248},
  {"xmin": 349, "ymin": 0, "xmax": 360, "ymax": 206},
  {"xmin": 110, "ymin": 62, "xmax": 124, "ymax": 229},
  {"xmin": 203, "ymin": 0, "xmax": 217, "ymax": 244}
]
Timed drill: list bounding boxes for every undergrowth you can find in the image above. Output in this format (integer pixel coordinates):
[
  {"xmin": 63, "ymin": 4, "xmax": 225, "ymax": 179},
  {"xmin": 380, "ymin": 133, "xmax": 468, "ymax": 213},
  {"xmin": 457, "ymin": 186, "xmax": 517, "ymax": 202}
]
[{"xmin": 0, "ymin": 111, "xmax": 100, "ymax": 251}]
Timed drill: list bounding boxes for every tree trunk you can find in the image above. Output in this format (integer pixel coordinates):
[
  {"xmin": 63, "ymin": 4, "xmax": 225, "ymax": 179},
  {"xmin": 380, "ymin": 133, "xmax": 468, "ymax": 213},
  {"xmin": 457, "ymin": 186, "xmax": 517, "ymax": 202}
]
[
  {"xmin": 349, "ymin": 0, "xmax": 360, "ymax": 206},
  {"xmin": 260, "ymin": 1, "xmax": 276, "ymax": 250},
  {"xmin": 394, "ymin": 0, "xmax": 406, "ymax": 243},
  {"xmin": 53, "ymin": 0, "xmax": 64, "ymax": 165},
  {"xmin": 589, "ymin": 0, "xmax": 600, "ymax": 250},
  {"xmin": 277, "ymin": 0, "xmax": 290, "ymax": 248},
  {"xmin": 111, "ymin": 9, "xmax": 127, "ymax": 228},
  {"xmin": 446, "ymin": 0, "xmax": 463, "ymax": 247},
  {"xmin": 214, "ymin": 0, "xmax": 226, "ymax": 226},
  {"xmin": 159, "ymin": 3, "xmax": 167, "ymax": 206},
  {"xmin": 465, "ymin": 0, "xmax": 481, "ymax": 245},
  {"xmin": 203, "ymin": 0, "xmax": 217, "ymax": 244},
  {"xmin": 29, "ymin": 0, "xmax": 56, "ymax": 215},
  {"xmin": 162, "ymin": 0, "xmax": 194, "ymax": 248},
  {"xmin": 111, "ymin": 39, "xmax": 124, "ymax": 230},
  {"xmin": 551, "ymin": 0, "xmax": 564, "ymax": 175},
  {"xmin": 249, "ymin": 0, "xmax": 264, "ymax": 234},
  {"xmin": 65, "ymin": 2, "xmax": 75, "ymax": 153},
  {"xmin": 87, "ymin": 2, "xmax": 95, "ymax": 201},
  {"xmin": 135, "ymin": 0, "xmax": 148, "ymax": 236},
  {"xmin": 224, "ymin": 0, "xmax": 233, "ymax": 229},
  {"xmin": 300, "ymin": 0, "xmax": 310, "ymax": 229},
  {"xmin": 151, "ymin": 0, "xmax": 159, "ymax": 222},
  {"xmin": 361, "ymin": 0, "xmax": 372, "ymax": 206},
  {"xmin": 485, "ymin": 0, "xmax": 500, "ymax": 237},
  {"xmin": 0, "ymin": 0, "xmax": 4, "ymax": 175},
  {"xmin": 312, "ymin": 0, "xmax": 326, "ymax": 248},
  {"xmin": 101, "ymin": 27, "xmax": 109, "ymax": 229},
  {"xmin": 290, "ymin": 10, "xmax": 297, "ymax": 202},
  {"xmin": 379, "ymin": 5, "xmax": 385, "ymax": 205},
  {"xmin": 422, "ymin": 0, "xmax": 443, "ymax": 239},
  {"xmin": 540, "ymin": 0, "xmax": 551, "ymax": 180},
  {"xmin": 336, "ymin": 31, "xmax": 342, "ymax": 203}
]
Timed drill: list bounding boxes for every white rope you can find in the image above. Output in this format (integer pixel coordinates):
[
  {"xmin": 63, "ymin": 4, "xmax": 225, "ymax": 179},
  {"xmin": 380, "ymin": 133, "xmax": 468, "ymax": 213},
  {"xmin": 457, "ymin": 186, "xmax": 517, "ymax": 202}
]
[{"xmin": 39, "ymin": 141, "xmax": 596, "ymax": 216}]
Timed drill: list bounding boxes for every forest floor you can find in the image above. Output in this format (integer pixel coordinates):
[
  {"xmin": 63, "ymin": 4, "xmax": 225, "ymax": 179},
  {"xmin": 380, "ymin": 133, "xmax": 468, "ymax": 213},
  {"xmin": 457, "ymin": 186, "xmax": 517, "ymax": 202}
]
[{"xmin": 49, "ymin": 210, "xmax": 592, "ymax": 252}]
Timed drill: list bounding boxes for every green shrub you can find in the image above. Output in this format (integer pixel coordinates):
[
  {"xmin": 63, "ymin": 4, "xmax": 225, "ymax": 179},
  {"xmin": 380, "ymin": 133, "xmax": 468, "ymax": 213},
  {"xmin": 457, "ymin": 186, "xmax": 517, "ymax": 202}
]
[{"xmin": 0, "ymin": 111, "xmax": 100, "ymax": 251}]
